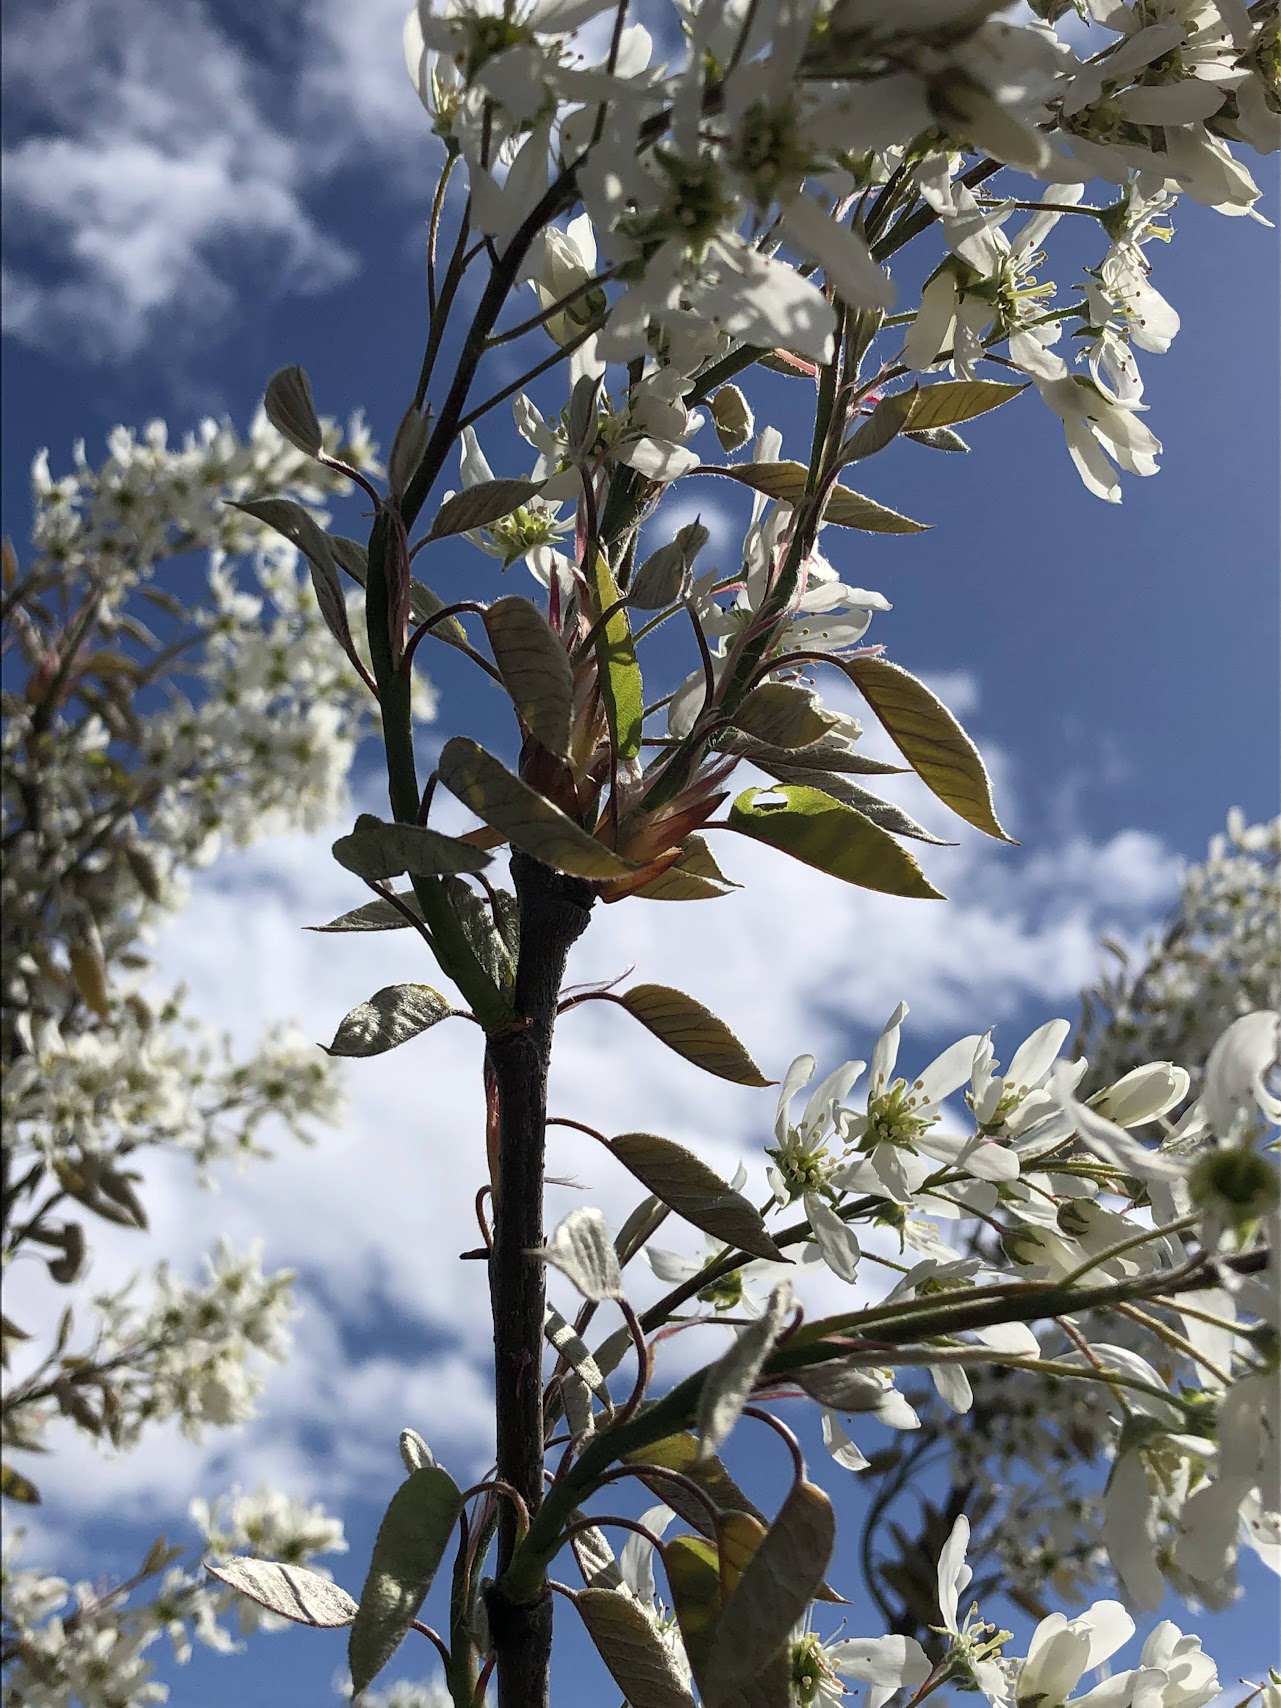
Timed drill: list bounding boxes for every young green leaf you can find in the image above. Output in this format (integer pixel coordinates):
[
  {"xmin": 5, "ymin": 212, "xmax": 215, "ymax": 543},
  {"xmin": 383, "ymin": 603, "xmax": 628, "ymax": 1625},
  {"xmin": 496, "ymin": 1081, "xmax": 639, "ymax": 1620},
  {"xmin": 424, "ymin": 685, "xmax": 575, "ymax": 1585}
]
[
  {"xmin": 483, "ymin": 595, "xmax": 574, "ymax": 760},
  {"xmin": 840, "ymin": 655, "xmax": 1014, "ymax": 841},
  {"xmin": 389, "ymin": 403, "xmax": 431, "ymax": 499},
  {"xmin": 324, "ymin": 984, "xmax": 450, "ymax": 1058},
  {"xmin": 427, "ymin": 477, "xmax": 546, "ymax": 541},
  {"xmin": 576, "ymin": 1589, "xmax": 699, "ymax": 1708},
  {"xmin": 332, "ymin": 813, "xmax": 493, "ymax": 880},
  {"xmin": 702, "ymin": 1483, "xmax": 837, "ymax": 1706},
  {"xmin": 588, "ymin": 549, "xmax": 644, "ymax": 761},
  {"xmin": 694, "ymin": 1284, "xmax": 792, "ymax": 1462},
  {"xmin": 728, "ymin": 786, "xmax": 945, "ymax": 899},
  {"xmin": 1, "ymin": 1462, "xmax": 40, "ymax": 1503},
  {"xmin": 907, "ymin": 378, "xmax": 1026, "ymax": 430},
  {"xmin": 205, "ymin": 1558, "xmax": 358, "ymax": 1629},
  {"xmin": 307, "ymin": 890, "xmax": 423, "ymax": 933},
  {"xmin": 619, "ymin": 985, "xmax": 773, "ymax": 1086},
  {"xmin": 537, "ymin": 1207, "xmax": 625, "ymax": 1302},
  {"xmin": 608, "ymin": 1133, "xmax": 786, "ymax": 1262},
  {"xmin": 730, "ymin": 682, "xmax": 839, "ymax": 750},
  {"xmin": 665, "ymin": 1534, "xmax": 723, "ymax": 1693},
  {"xmin": 348, "ymin": 1466, "xmax": 462, "ymax": 1694},
  {"xmin": 437, "ymin": 737, "xmax": 636, "ymax": 879}
]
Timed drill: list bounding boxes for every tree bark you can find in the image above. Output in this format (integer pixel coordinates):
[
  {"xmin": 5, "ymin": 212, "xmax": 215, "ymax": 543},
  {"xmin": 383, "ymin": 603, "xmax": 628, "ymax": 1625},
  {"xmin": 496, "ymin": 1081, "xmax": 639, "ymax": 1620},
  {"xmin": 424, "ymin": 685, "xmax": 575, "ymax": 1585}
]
[{"xmin": 484, "ymin": 852, "xmax": 593, "ymax": 1708}]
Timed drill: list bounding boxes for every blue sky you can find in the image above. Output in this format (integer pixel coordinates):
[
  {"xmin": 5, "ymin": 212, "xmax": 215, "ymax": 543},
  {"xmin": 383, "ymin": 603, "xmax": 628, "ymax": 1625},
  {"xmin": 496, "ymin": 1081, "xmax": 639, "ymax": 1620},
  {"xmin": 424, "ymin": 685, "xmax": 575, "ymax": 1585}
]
[{"xmin": 3, "ymin": 0, "xmax": 1279, "ymax": 1702}]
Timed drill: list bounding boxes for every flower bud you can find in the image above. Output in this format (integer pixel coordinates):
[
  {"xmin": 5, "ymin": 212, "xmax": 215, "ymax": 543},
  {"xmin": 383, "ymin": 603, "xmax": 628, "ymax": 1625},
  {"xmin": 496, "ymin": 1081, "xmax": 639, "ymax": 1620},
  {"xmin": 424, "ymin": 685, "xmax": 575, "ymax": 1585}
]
[
  {"xmin": 711, "ymin": 385, "xmax": 755, "ymax": 452},
  {"xmin": 1090, "ymin": 1061, "xmax": 1190, "ymax": 1127},
  {"xmin": 533, "ymin": 218, "xmax": 605, "ymax": 346}
]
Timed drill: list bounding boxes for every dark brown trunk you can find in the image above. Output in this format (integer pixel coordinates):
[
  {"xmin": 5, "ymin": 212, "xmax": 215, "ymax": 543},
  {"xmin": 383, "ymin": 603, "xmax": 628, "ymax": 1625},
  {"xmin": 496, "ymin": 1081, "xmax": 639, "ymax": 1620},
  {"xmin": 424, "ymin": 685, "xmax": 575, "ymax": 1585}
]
[{"xmin": 484, "ymin": 852, "xmax": 593, "ymax": 1708}]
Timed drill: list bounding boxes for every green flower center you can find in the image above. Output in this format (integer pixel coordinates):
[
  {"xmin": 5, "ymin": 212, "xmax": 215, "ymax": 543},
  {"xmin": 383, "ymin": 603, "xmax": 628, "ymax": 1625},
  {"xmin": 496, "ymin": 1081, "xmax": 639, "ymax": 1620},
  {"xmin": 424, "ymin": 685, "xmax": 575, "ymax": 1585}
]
[
  {"xmin": 698, "ymin": 1269, "xmax": 745, "ymax": 1312},
  {"xmin": 862, "ymin": 1080, "xmax": 933, "ymax": 1151},
  {"xmin": 789, "ymin": 1632, "xmax": 839, "ymax": 1705}
]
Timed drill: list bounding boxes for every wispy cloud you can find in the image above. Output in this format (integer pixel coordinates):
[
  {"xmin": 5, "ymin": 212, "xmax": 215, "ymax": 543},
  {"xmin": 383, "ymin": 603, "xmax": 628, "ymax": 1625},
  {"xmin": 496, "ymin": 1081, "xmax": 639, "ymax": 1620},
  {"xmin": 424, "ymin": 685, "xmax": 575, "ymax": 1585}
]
[{"xmin": 1, "ymin": 0, "xmax": 428, "ymax": 361}]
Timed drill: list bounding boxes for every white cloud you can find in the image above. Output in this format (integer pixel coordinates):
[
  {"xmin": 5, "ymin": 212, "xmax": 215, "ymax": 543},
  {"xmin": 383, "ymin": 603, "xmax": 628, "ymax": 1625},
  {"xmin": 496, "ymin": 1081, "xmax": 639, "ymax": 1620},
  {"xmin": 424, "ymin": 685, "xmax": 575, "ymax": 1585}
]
[
  {"xmin": 2, "ymin": 0, "xmax": 363, "ymax": 360},
  {"xmin": 4, "ymin": 690, "xmax": 1185, "ymax": 1559}
]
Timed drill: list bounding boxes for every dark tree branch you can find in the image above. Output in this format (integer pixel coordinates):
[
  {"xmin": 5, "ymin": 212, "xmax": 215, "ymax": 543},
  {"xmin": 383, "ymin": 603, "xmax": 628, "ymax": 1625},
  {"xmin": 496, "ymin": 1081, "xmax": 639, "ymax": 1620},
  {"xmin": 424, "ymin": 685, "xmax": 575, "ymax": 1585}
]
[{"xmin": 484, "ymin": 851, "xmax": 594, "ymax": 1708}]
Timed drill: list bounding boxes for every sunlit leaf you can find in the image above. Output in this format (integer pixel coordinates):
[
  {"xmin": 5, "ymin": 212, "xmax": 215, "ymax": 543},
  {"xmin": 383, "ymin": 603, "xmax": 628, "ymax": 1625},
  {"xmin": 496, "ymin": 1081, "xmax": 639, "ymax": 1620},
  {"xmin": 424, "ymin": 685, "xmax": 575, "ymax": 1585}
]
[
  {"xmin": 332, "ymin": 813, "xmax": 492, "ymax": 880},
  {"xmin": 752, "ymin": 765, "xmax": 950, "ymax": 846},
  {"xmin": 588, "ymin": 549, "xmax": 644, "ymax": 761},
  {"xmin": 907, "ymin": 379, "xmax": 1025, "ymax": 430},
  {"xmin": 349, "ymin": 1466, "xmax": 462, "ymax": 1693},
  {"xmin": 728, "ymin": 786, "xmax": 944, "ymax": 898},
  {"xmin": 484, "ymin": 595, "xmax": 575, "ymax": 760},
  {"xmin": 205, "ymin": 1558, "xmax": 357, "ymax": 1629},
  {"xmin": 324, "ymin": 984, "xmax": 450, "ymax": 1058},
  {"xmin": 438, "ymin": 737, "xmax": 636, "ymax": 879},
  {"xmin": 608, "ymin": 1134, "xmax": 786, "ymax": 1262},
  {"xmin": 1, "ymin": 1462, "xmax": 40, "ymax": 1504},
  {"xmin": 620, "ymin": 986, "xmax": 772, "ymax": 1086},
  {"xmin": 427, "ymin": 477, "xmax": 545, "ymax": 540},
  {"xmin": 840, "ymin": 656, "xmax": 1014, "ymax": 841},
  {"xmin": 576, "ymin": 1589, "xmax": 699, "ymax": 1708},
  {"xmin": 730, "ymin": 683, "xmax": 838, "ymax": 750}
]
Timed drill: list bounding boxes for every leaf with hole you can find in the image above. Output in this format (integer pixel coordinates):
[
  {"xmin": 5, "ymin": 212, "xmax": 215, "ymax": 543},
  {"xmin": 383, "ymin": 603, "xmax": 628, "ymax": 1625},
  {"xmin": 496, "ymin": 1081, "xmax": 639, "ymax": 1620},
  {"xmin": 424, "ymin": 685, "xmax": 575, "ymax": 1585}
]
[
  {"xmin": 427, "ymin": 477, "xmax": 546, "ymax": 540},
  {"xmin": 840, "ymin": 656, "xmax": 1013, "ymax": 841},
  {"xmin": 619, "ymin": 986, "xmax": 772, "ymax": 1086},
  {"xmin": 205, "ymin": 1558, "xmax": 358, "ymax": 1629},
  {"xmin": 438, "ymin": 738, "xmax": 636, "ymax": 879},
  {"xmin": 608, "ymin": 1134, "xmax": 785, "ymax": 1262},
  {"xmin": 324, "ymin": 984, "xmax": 450, "ymax": 1058},
  {"xmin": 576, "ymin": 1589, "xmax": 699, "ymax": 1708},
  {"xmin": 348, "ymin": 1466, "xmax": 462, "ymax": 1694},
  {"xmin": 484, "ymin": 595, "xmax": 575, "ymax": 760},
  {"xmin": 728, "ymin": 786, "xmax": 944, "ymax": 898},
  {"xmin": 332, "ymin": 814, "xmax": 492, "ymax": 880}
]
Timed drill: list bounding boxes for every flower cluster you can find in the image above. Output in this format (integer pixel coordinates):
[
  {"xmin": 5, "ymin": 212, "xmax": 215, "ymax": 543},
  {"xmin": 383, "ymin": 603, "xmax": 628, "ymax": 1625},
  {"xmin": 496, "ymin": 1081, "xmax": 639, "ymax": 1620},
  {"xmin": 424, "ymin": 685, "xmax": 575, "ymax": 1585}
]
[{"xmin": 1, "ymin": 1488, "xmax": 347, "ymax": 1706}]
